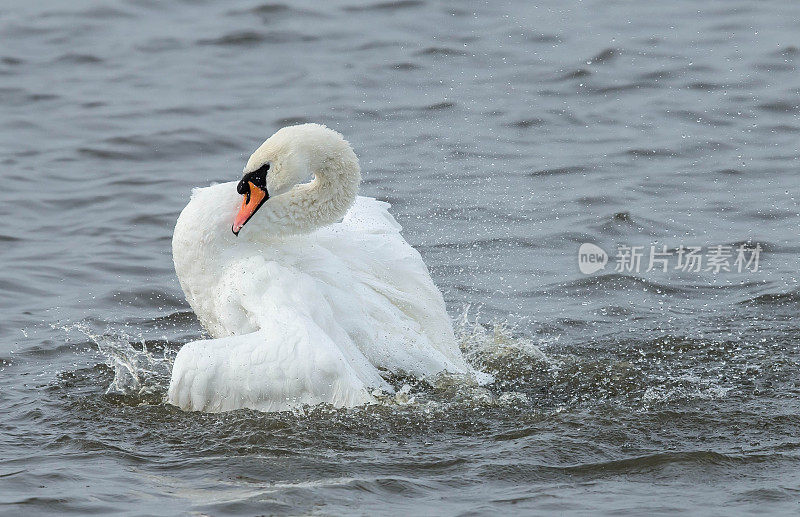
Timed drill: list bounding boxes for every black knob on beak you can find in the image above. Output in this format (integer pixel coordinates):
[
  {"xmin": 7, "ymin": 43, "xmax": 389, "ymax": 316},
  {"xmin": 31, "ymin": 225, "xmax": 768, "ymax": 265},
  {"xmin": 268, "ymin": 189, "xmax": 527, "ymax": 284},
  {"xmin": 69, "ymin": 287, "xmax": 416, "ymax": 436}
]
[{"xmin": 237, "ymin": 178, "xmax": 250, "ymax": 195}]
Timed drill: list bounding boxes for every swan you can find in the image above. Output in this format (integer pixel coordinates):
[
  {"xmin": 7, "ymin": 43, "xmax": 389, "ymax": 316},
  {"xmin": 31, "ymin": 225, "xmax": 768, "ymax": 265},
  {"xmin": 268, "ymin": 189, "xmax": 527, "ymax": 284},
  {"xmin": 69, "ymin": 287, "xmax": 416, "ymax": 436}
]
[{"xmin": 167, "ymin": 123, "xmax": 486, "ymax": 413}]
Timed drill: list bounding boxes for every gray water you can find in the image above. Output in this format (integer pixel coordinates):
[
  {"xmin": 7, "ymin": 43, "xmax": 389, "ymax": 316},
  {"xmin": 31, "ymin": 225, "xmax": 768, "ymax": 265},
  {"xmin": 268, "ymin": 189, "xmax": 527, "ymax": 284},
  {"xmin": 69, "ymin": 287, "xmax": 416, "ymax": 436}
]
[{"xmin": 2, "ymin": 0, "xmax": 800, "ymax": 515}]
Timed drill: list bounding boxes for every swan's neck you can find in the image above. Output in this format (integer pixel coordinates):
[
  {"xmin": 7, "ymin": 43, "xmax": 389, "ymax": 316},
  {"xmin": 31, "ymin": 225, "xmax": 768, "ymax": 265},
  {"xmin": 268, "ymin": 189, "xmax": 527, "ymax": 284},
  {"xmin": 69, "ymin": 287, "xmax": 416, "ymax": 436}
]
[{"xmin": 256, "ymin": 156, "xmax": 361, "ymax": 236}]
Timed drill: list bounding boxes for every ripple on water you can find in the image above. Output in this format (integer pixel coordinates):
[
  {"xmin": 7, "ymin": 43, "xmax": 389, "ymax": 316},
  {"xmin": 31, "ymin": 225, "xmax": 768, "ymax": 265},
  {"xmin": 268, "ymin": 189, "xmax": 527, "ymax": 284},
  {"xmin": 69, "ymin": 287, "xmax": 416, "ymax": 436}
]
[
  {"xmin": 758, "ymin": 100, "xmax": 800, "ymax": 114},
  {"xmin": 77, "ymin": 130, "xmax": 242, "ymax": 162},
  {"xmin": 414, "ymin": 46, "xmax": 467, "ymax": 57},
  {"xmin": 739, "ymin": 289, "xmax": 800, "ymax": 307},
  {"xmin": 585, "ymin": 48, "xmax": 619, "ymax": 65},
  {"xmin": 343, "ymin": 0, "xmax": 424, "ymax": 12},
  {"xmin": 198, "ymin": 30, "xmax": 318, "ymax": 46},
  {"xmin": 554, "ymin": 273, "xmax": 690, "ymax": 296},
  {"xmin": 528, "ymin": 165, "xmax": 589, "ymax": 177},
  {"xmin": 230, "ymin": 2, "xmax": 320, "ymax": 19},
  {"xmin": 52, "ymin": 53, "xmax": 103, "ymax": 64},
  {"xmin": 506, "ymin": 117, "xmax": 546, "ymax": 128}
]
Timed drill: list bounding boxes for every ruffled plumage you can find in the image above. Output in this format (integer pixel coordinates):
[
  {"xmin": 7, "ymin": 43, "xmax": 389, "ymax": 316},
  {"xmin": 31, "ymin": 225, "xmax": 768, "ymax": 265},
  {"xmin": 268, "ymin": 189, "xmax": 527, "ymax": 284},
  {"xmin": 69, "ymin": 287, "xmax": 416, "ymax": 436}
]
[{"xmin": 167, "ymin": 124, "xmax": 485, "ymax": 413}]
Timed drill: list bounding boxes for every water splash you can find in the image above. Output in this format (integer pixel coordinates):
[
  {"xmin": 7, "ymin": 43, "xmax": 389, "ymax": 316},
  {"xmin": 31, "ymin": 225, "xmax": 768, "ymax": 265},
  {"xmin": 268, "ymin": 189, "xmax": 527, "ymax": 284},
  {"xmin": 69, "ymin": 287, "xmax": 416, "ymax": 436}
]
[
  {"xmin": 58, "ymin": 310, "xmax": 747, "ymax": 414},
  {"xmin": 343, "ymin": 310, "xmax": 552, "ymax": 410},
  {"xmin": 62, "ymin": 322, "xmax": 175, "ymax": 398}
]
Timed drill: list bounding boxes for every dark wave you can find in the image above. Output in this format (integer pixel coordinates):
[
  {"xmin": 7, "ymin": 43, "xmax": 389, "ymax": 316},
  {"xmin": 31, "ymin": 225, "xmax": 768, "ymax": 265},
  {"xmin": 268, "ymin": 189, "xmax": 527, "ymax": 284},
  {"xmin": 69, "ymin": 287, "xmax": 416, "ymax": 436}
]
[
  {"xmin": 622, "ymin": 147, "xmax": 677, "ymax": 158},
  {"xmin": 423, "ymin": 101, "xmax": 455, "ymax": 111},
  {"xmin": 414, "ymin": 46, "xmax": 467, "ymax": 57},
  {"xmin": 199, "ymin": 30, "xmax": 317, "ymax": 46},
  {"xmin": 53, "ymin": 53, "xmax": 103, "ymax": 64},
  {"xmin": 78, "ymin": 129, "xmax": 241, "ymax": 162},
  {"xmin": 230, "ymin": 2, "xmax": 320, "ymax": 19},
  {"xmin": 585, "ymin": 48, "xmax": 619, "ymax": 65},
  {"xmin": 739, "ymin": 290, "xmax": 800, "ymax": 306},
  {"xmin": 687, "ymin": 81, "xmax": 726, "ymax": 91},
  {"xmin": 553, "ymin": 68, "xmax": 591, "ymax": 81},
  {"xmin": 507, "ymin": 117, "xmax": 546, "ymax": 128},
  {"xmin": 511, "ymin": 30, "xmax": 563, "ymax": 44},
  {"xmin": 388, "ymin": 61, "xmax": 422, "ymax": 70},
  {"xmin": 758, "ymin": 101, "xmax": 800, "ymax": 114},
  {"xmin": 0, "ymin": 88, "xmax": 59, "ymax": 105},
  {"xmin": 553, "ymin": 273, "xmax": 691, "ymax": 295},
  {"xmin": 772, "ymin": 45, "xmax": 800, "ymax": 57},
  {"xmin": 528, "ymin": 165, "xmax": 588, "ymax": 177},
  {"xmin": 343, "ymin": 0, "xmax": 423, "ymax": 12}
]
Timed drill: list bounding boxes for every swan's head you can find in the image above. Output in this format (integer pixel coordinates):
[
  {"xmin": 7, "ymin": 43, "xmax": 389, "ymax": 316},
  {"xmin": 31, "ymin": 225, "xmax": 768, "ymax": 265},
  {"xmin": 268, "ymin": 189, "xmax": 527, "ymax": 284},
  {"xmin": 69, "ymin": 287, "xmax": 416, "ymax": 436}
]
[{"xmin": 232, "ymin": 123, "xmax": 360, "ymax": 235}]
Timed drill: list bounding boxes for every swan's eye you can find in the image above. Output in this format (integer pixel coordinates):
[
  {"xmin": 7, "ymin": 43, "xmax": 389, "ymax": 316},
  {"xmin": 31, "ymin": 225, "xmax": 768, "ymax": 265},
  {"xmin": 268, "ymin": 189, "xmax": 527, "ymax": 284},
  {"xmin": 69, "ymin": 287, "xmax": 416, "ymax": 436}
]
[
  {"xmin": 251, "ymin": 162, "xmax": 270, "ymax": 187},
  {"xmin": 237, "ymin": 162, "xmax": 271, "ymax": 195}
]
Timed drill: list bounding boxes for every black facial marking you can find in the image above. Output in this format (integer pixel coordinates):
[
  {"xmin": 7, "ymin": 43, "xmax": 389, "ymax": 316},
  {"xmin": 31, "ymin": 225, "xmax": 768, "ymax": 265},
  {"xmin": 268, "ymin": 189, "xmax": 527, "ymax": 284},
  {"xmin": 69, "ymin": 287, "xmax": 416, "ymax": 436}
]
[{"xmin": 237, "ymin": 162, "xmax": 270, "ymax": 195}]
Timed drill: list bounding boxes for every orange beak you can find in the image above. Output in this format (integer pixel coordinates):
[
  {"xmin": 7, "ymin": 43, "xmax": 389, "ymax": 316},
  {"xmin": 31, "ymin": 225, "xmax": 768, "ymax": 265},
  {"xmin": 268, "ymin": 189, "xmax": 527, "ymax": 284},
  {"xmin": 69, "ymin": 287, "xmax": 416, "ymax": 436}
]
[{"xmin": 232, "ymin": 181, "xmax": 268, "ymax": 235}]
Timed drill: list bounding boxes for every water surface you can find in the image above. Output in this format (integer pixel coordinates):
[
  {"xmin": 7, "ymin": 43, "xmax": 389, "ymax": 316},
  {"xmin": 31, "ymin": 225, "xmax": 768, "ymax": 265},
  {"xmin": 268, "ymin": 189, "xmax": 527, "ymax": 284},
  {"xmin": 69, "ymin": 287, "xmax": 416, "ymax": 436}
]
[{"xmin": 2, "ymin": 0, "xmax": 800, "ymax": 515}]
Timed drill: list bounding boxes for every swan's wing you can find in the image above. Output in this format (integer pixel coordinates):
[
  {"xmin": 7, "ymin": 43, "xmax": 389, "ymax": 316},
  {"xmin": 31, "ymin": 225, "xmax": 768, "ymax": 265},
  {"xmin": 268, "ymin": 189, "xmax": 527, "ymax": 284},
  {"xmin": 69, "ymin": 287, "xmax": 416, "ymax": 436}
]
[
  {"xmin": 316, "ymin": 197, "xmax": 478, "ymax": 377},
  {"xmin": 167, "ymin": 308, "xmax": 381, "ymax": 413}
]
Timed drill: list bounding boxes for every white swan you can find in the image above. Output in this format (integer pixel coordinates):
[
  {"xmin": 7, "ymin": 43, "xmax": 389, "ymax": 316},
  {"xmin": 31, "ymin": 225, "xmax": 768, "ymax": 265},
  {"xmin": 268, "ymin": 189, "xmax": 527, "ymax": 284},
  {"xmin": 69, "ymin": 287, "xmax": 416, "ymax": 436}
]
[{"xmin": 167, "ymin": 123, "xmax": 486, "ymax": 413}]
